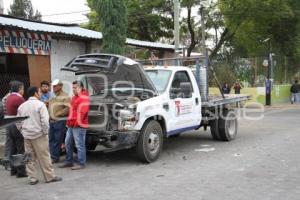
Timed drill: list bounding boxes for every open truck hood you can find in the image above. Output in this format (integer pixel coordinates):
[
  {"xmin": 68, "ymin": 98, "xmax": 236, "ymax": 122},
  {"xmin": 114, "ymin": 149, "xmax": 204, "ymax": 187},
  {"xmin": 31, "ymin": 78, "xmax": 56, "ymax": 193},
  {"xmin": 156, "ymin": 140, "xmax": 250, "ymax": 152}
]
[{"xmin": 61, "ymin": 54, "xmax": 158, "ymax": 95}]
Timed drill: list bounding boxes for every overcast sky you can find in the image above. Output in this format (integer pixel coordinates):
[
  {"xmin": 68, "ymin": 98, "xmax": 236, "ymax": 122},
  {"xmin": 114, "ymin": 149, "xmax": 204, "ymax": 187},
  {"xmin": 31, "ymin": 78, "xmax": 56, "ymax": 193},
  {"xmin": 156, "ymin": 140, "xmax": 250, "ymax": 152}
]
[
  {"xmin": 3, "ymin": 0, "xmax": 90, "ymax": 23},
  {"xmin": 3, "ymin": 0, "xmax": 201, "ymax": 24}
]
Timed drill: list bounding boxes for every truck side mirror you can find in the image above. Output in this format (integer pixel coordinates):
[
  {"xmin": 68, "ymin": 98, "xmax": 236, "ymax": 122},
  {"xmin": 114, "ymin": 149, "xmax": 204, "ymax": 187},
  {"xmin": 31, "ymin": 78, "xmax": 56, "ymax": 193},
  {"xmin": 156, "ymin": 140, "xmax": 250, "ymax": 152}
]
[{"xmin": 180, "ymin": 82, "xmax": 193, "ymax": 98}]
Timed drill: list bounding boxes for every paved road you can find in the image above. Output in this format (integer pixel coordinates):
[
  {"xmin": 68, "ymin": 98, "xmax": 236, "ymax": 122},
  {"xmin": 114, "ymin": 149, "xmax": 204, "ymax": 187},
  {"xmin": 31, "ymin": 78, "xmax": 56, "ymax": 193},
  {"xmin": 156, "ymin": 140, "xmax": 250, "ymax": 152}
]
[{"xmin": 0, "ymin": 107, "xmax": 300, "ymax": 200}]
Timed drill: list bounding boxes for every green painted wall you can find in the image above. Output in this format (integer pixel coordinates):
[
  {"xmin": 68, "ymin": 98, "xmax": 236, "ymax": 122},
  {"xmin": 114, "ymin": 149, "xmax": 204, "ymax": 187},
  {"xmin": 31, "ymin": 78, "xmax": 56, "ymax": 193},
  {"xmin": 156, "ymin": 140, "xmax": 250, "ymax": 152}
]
[{"xmin": 209, "ymin": 85, "xmax": 291, "ymax": 105}]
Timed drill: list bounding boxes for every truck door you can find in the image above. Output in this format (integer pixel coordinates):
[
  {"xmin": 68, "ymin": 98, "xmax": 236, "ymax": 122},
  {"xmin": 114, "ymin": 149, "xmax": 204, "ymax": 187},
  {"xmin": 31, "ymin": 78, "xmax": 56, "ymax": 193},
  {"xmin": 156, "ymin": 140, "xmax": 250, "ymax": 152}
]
[{"xmin": 168, "ymin": 71, "xmax": 201, "ymax": 136}]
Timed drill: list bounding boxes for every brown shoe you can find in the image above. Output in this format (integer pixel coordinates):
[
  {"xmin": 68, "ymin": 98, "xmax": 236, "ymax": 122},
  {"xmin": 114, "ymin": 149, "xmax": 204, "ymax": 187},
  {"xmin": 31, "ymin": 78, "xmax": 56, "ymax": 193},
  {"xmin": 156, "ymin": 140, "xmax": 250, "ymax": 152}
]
[
  {"xmin": 46, "ymin": 176, "xmax": 62, "ymax": 183},
  {"xmin": 71, "ymin": 164, "xmax": 85, "ymax": 170},
  {"xmin": 58, "ymin": 163, "xmax": 73, "ymax": 168}
]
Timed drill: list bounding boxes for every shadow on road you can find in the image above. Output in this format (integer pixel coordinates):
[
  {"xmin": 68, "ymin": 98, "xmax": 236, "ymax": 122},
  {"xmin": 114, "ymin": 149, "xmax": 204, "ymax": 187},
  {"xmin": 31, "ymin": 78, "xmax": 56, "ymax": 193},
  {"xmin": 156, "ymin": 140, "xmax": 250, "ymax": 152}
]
[{"xmin": 85, "ymin": 131, "xmax": 215, "ymax": 165}]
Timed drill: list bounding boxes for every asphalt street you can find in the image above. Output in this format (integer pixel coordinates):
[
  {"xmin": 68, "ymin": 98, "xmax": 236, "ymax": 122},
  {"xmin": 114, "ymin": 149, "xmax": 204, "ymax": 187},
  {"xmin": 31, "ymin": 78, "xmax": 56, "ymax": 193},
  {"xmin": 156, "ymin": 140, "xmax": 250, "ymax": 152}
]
[{"xmin": 0, "ymin": 106, "xmax": 300, "ymax": 200}]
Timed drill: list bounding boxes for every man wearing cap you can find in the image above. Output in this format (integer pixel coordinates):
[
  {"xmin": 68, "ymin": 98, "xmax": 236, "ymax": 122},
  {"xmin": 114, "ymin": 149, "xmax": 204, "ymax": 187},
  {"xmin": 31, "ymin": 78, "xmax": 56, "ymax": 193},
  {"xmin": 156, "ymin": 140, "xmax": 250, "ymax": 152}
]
[{"xmin": 48, "ymin": 79, "xmax": 70, "ymax": 163}]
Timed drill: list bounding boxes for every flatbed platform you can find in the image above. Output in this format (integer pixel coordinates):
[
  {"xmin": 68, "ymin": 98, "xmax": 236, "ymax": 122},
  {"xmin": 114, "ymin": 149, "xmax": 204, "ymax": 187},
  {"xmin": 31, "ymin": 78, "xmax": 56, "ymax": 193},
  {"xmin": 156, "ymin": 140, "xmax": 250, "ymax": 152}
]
[{"xmin": 201, "ymin": 94, "xmax": 251, "ymax": 108}]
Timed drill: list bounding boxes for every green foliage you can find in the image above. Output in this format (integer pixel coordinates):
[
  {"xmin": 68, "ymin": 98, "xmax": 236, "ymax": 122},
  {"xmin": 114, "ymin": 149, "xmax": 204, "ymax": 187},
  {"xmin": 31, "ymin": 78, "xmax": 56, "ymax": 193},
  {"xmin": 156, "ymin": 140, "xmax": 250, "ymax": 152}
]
[
  {"xmin": 125, "ymin": 0, "xmax": 173, "ymax": 41},
  {"xmin": 81, "ymin": 10, "xmax": 101, "ymax": 32},
  {"xmin": 218, "ymin": 0, "xmax": 300, "ymax": 83},
  {"xmin": 219, "ymin": 0, "xmax": 299, "ymax": 57},
  {"xmin": 8, "ymin": 0, "xmax": 42, "ymax": 21},
  {"xmin": 89, "ymin": 0, "xmax": 128, "ymax": 54},
  {"xmin": 86, "ymin": 0, "xmax": 173, "ymax": 42}
]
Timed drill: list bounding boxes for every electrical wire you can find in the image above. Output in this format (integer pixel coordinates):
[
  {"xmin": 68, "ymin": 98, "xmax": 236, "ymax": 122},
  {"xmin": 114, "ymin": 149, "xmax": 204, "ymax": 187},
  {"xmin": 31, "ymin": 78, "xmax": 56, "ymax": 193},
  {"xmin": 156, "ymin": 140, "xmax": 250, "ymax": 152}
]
[{"xmin": 42, "ymin": 10, "xmax": 90, "ymax": 17}]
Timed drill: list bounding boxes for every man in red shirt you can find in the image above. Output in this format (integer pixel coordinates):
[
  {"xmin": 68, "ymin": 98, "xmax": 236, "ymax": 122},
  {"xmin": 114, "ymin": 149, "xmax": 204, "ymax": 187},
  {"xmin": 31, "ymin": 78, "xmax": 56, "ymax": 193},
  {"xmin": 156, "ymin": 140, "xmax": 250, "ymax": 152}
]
[
  {"xmin": 5, "ymin": 81, "xmax": 27, "ymax": 177},
  {"xmin": 59, "ymin": 81, "xmax": 90, "ymax": 170}
]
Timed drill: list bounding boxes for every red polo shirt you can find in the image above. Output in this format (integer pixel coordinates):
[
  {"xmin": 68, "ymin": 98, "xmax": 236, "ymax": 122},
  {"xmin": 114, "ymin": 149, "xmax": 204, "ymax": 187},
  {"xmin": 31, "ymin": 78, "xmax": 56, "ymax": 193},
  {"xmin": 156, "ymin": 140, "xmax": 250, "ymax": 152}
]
[
  {"xmin": 66, "ymin": 90, "xmax": 90, "ymax": 128},
  {"xmin": 6, "ymin": 93, "xmax": 25, "ymax": 115}
]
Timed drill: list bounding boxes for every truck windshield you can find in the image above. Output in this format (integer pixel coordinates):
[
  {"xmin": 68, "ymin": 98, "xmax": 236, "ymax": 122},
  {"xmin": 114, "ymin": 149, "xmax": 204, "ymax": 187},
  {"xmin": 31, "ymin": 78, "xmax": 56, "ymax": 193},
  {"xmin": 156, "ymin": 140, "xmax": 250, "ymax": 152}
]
[{"xmin": 146, "ymin": 70, "xmax": 171, "ymax": 93}]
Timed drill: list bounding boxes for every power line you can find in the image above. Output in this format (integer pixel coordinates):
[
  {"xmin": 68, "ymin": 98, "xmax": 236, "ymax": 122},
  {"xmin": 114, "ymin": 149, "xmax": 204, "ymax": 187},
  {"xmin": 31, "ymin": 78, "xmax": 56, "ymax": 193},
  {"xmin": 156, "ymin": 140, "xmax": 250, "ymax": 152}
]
[{"xmin": 42, "ymin": 10, "xmax": 90, "ymax": 17}]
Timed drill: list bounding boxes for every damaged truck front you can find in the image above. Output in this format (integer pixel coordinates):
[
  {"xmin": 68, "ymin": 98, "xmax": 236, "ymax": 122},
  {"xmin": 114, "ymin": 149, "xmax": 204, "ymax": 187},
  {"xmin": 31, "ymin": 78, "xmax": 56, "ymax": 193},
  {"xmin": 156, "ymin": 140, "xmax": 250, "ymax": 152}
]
[{"xmin": 62, "ymin": 54, "xmax": 164, "ymax": 162}]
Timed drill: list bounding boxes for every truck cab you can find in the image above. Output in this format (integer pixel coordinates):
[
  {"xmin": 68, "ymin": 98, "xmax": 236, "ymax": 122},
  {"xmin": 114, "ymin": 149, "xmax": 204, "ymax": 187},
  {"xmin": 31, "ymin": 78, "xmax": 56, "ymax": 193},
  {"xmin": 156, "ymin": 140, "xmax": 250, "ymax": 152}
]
[{"xmin": 143, "ymin": 66, "xmax": 202, "ymax": 136}]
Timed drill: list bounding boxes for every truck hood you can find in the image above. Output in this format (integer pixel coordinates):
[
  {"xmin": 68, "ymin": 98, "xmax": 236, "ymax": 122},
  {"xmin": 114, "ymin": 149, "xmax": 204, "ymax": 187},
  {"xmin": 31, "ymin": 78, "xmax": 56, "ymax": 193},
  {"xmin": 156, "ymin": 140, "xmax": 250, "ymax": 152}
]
[{"xmin": 61, "ymin": 54, "xmax": 158, "ymax": 95}]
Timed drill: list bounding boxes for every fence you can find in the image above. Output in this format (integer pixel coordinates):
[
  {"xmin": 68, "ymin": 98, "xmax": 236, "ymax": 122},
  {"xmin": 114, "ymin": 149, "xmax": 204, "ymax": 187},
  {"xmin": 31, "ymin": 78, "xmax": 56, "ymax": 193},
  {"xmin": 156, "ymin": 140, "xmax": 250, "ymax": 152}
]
[
  {"xmin": 209, "ymin": 85, "xmax": 291, "ymax": 104},
  {"xmin": 210, "ymin": 56, "xmax": 300, "ymax": 87}
]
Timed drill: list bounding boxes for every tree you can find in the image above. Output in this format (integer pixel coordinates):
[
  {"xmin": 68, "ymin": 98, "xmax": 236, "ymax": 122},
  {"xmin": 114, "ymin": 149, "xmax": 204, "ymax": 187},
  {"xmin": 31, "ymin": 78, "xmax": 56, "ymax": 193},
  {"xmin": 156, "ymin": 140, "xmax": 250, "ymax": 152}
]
[
  {"xmin": 8, "ymin": 0, "xmax": 42, "ymax": 21},
  {"xmin": 85, "ymin": 0, "xmax": 174, "ymax": 42},
  {"xmin": 89, "ymin": 0, "xmax": 128, "ymax": 54},
  {"xmin": 125, "ymin": 0, "xmax": 174, "ymax": 41},
  {"xmin": 180, "ymin": 0, "xmax": 227, "ymax": 58},
  {"xmin": 218, "ymin": 0, "xmax": 300, "ymax": 82},
  {"xmin": 82, "ymin": 10, "xmax": 101, "ymax": 32},
  {"xmin": 181, "ymin": 0, "xmax": 200, "ymax": 57}
]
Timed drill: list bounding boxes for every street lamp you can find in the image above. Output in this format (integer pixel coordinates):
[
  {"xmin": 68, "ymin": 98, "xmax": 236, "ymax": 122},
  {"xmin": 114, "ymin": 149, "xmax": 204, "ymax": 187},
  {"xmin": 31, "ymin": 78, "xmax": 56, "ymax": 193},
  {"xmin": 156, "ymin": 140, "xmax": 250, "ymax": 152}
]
[{"xmin": 261, "ymin": 38, "xmax": 272, "ymax": 106}]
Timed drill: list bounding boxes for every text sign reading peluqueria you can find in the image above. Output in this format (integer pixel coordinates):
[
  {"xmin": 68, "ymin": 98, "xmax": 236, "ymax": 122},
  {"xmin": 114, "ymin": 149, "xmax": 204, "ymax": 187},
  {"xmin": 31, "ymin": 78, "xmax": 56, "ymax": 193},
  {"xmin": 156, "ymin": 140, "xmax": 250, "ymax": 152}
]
[{"xmin": 0, "ymin": 30, "xmax": 51, "ymax": 55}]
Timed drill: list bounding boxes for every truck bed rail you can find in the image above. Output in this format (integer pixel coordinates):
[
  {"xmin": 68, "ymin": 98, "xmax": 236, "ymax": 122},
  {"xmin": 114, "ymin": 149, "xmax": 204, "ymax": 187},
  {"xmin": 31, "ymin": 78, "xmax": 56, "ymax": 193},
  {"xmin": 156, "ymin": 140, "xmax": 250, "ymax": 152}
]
[{"xmin": 201, "ymin": 94, "xmax": 251, "ymax": 108}]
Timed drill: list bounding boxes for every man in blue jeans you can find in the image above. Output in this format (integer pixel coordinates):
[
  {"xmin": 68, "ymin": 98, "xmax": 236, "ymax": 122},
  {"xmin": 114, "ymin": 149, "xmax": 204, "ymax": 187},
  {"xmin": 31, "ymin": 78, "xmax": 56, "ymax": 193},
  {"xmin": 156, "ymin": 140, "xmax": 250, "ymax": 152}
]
[
  {"xmin": 59, "ymin": 81, "xmax": 90, "ymax": 170},
  {"xmin": 48, "ymin": 79, "xmax": 70, "ymax": 163}
]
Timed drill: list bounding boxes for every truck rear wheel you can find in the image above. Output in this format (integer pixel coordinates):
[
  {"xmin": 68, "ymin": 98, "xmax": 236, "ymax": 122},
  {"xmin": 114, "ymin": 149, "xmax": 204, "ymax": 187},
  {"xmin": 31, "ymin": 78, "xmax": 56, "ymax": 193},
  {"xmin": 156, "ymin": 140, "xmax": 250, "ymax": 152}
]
[
  {"xmin": 209, "ymin": 118, "xmax": 221, "ymax": 140},
  {"xmin": 218, "ymin": 110, "xmax": 238, "ymax": 141},
  {"xmin": 136, "ymin": 120, "xmax": 163, "ymax": 163}
]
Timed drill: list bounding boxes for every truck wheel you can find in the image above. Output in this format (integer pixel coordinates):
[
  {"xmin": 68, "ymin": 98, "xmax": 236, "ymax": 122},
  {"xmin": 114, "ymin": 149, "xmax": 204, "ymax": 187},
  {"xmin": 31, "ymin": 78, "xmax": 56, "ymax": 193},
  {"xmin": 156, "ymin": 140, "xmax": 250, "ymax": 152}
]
[
  {"xmin": 218, "ymin": 110, "xmax": 238, "ymax": 141},
  {"xmin": 137, "ymin": 120, "xmax": 163, "ymax": 163},
  {"xmin": 209, "ymin": 118, "xmax": 221, "ymax": 140}
]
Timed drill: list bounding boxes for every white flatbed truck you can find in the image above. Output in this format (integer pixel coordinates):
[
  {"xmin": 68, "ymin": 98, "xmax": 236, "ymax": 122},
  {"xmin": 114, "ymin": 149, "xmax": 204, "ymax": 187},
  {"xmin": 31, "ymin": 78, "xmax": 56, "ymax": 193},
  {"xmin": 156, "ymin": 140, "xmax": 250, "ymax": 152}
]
[{"xmin": 62, "ymin": 54, "xmax": 251, "ymax": 163}]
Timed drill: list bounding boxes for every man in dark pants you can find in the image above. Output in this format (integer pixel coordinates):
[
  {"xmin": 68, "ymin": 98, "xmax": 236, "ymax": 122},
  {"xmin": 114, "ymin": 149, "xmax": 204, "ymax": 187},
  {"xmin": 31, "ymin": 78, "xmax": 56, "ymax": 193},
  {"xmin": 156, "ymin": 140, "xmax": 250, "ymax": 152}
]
[
  {"xmin": 6, "ymin": 81, "xmax": 27, "ymax": 177},
  {"xmin": 3, "ymin": 80, "xmax": 18, "ymax": 159},
  {"xmin": 234, "ymin": 81, "xmax": 242, "ymax": 94},
  {"xmin": 290, "ymin": 80, "xmax": 299, "ymax": 104},
  {"xmin": 48, "ymin": 79, "xmax": 70, "ymax": 163}
]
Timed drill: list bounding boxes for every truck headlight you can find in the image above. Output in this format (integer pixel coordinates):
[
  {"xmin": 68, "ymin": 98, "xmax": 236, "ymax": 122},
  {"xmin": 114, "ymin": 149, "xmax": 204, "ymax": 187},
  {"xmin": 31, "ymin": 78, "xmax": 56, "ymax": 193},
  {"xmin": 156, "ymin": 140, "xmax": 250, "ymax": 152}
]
[{"xmin": 118, "ymin": 109, "xmax": 139, "ymax": 131}]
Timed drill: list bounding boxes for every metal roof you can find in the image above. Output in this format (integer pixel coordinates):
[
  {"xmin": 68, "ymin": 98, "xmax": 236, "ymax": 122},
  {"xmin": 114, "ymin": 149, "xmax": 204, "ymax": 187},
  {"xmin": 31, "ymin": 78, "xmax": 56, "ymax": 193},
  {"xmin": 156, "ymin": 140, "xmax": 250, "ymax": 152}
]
[
  {"xmin": 0, "ymin": 14, "xmax": 175, "ymax": 50},
  {"xmin": 126, "ymin": 38, "xmax": 174, "ymax": 50},
  {"xmin": 0, "ymin": 14, "xmax": 102, "ymax": 39}
]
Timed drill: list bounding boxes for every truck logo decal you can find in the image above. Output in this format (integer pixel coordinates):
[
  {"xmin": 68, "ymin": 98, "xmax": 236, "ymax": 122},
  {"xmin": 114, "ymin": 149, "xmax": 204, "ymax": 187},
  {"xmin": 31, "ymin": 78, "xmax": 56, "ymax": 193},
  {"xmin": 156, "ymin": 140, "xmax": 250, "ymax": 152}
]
[{"xmin": 175, "ymin": 100, "xmax": 181, "ymax": 116}]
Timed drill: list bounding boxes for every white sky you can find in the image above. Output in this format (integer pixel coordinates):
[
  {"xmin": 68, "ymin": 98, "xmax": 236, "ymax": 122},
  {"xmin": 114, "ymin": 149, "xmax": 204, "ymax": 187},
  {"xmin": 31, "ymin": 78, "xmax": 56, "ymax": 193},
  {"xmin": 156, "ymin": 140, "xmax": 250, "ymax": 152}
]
[
  {"xmin": 3, "ymin": 0, "xmax": 201, "ymax": 24},
  {"xmin": 3, "ymin": 0, "xmax": 90, "ymax": 23}
]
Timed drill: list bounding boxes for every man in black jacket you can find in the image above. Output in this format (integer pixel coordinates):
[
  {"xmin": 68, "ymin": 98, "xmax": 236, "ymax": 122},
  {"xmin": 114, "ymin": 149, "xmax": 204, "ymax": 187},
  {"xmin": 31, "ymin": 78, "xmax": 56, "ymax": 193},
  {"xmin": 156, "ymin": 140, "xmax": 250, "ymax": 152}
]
[{"xmin": 290, "ymin": 80, "xmax": 299, "ymax": 104}]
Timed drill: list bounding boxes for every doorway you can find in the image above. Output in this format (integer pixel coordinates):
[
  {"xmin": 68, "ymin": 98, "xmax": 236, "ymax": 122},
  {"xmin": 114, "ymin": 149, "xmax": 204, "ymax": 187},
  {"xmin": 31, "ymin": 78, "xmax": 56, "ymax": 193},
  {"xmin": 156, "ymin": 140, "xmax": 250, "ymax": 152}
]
[{"xmin": 0, "ymin": 53, "xmax": 30, "ymax": 98}]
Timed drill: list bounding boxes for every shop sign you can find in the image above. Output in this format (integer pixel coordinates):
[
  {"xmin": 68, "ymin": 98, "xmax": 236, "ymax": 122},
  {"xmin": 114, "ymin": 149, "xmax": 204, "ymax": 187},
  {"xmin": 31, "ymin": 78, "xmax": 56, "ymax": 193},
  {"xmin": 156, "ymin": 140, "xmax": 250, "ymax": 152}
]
[{"xmin": 0, "ymin": 30, "xmax": 51, "ymax": 55}]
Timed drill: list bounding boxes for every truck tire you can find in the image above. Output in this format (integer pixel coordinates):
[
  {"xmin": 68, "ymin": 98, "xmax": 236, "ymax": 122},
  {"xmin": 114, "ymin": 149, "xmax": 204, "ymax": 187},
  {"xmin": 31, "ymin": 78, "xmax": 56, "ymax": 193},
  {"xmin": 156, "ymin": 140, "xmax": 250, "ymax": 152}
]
[
  {"xmin": 209, "ymin": 118, "xmax": 221, "ymax": 140},
  {"xmin": 137, "ymin": 120, "xmax": 163, "ymax": 163},
  {"xmin": 218, "ymin": 109, "xmax": 238, "ymax": 141}
]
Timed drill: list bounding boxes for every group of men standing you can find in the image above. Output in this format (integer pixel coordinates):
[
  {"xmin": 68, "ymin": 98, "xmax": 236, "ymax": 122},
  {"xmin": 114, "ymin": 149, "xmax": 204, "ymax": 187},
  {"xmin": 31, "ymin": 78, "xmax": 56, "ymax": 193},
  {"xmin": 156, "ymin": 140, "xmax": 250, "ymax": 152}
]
[{"xmin": 2, "ymin": 79, "xmax": 90, "ymax": 185}]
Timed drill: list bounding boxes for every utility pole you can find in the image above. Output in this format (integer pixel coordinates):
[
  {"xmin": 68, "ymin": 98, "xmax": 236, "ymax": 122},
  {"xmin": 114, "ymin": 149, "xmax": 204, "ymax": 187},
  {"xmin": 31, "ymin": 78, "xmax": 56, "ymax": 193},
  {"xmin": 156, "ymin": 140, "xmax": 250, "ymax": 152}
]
[
  {"xmin": 0, "ymin": 0, "xmax": 4, "ymax": 15},
  {"xmin": 200, "ymin": 6, "xmax": 206, "ymax": 56},
  {"xmin": 266, "ymin": 52, "xmax": 272, "ymax": 106},
  {"xmin": 174, "ymin": 0, "xmax": 180, "ymax": 65},
  {"xmin": 261, "ymin": 38, "xmax": 272, "ymax": 106},
  {"xmin": 200, "ymin": 5, "xmax": 209, "ymax": 99}
]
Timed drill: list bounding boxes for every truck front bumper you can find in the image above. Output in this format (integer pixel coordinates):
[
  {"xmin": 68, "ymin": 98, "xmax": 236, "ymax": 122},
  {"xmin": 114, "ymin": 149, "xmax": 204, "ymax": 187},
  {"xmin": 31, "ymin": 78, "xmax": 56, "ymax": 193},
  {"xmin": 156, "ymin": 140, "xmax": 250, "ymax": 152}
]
[{"xmin": 86, "ymin": 130, "xmax": 139, "ymax": 151}]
